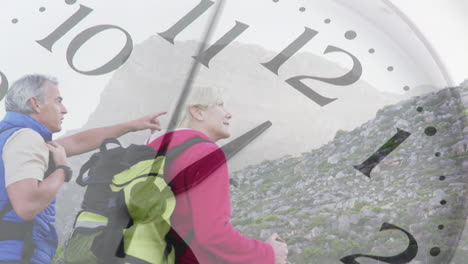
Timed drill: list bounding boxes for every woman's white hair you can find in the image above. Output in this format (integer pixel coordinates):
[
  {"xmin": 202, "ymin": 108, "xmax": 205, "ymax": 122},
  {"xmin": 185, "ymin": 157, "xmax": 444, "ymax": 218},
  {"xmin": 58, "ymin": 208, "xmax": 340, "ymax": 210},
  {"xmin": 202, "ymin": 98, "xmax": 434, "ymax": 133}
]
[
  {"xmin": 176, "ymin": 86, "xmax": 224, "ymax": 128},
  {"xmin": 5, "ymin": 74, "xmax": 58, "ymax": 114}
]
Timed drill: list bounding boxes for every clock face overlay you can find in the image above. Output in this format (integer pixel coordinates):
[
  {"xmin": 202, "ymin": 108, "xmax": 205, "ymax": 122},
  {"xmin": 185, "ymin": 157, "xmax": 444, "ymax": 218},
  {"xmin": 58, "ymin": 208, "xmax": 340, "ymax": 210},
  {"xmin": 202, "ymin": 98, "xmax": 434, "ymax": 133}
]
[{"xmin": 0, "ymin": 0, "xmax": 467, "ymax": 263}]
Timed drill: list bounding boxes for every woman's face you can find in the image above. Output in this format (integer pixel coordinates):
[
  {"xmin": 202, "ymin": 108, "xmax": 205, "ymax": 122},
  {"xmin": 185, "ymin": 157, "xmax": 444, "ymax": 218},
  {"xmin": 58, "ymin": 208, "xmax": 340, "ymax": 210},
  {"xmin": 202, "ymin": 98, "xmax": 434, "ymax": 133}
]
[{"xmin": 201, "ymin": 101, "xmax": 232, "ymax": 142}]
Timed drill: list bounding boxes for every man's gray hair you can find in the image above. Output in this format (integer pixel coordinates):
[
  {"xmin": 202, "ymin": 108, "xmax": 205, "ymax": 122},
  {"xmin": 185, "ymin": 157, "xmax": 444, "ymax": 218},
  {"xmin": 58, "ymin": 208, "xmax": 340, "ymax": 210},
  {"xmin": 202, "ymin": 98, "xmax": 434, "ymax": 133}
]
[{"xmin": 5, "ymin": 74, "xmax": 58, "ymax": 114}]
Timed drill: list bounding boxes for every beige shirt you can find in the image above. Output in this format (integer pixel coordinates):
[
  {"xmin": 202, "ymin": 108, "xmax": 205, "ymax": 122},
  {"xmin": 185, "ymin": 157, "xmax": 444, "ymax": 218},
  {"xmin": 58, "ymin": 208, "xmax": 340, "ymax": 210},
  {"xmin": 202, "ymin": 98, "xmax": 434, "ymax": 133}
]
[{"xmin": 3, "ymin": 128, "xmax": 49, "ymax": 187}]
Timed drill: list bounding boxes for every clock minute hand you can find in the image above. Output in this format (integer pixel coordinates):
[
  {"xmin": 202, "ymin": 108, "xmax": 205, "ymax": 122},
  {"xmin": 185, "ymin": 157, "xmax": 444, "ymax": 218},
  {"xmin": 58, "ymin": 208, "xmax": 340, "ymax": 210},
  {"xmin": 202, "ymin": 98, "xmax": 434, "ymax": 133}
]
[
  {"xmin": 152, "ymin": 0, "xmax": 225, "ymax": 163},
  {"xmin": 112, "ymin": 1, "xmax": 226, "ymax": 260},
  {"xmin": 164, "ymin": 0, "xmax": 226, "ymax": 135},
  {"xmin": 222, "ymin": 120, "xmax": 272, "ymax": 187},
  {"xmin": 221, "ymin": 120, "xmax": 272, "ymax": 160},
  {"xmin": 170, "ymin": 120, "xmax": 272, "ymax": 193}
]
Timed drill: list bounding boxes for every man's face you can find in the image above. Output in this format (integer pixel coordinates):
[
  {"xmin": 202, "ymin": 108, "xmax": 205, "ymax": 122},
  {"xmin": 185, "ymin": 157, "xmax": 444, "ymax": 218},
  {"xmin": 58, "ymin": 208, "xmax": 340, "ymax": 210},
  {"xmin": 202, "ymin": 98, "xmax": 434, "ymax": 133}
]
[{"xmin": 34, "ymin": 82, "xmax": 67, "ymax": 133}]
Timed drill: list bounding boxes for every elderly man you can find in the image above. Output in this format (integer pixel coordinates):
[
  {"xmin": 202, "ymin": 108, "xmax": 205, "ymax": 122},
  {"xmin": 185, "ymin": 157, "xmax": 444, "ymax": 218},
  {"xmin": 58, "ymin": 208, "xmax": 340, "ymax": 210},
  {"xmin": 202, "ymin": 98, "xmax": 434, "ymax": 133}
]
[{"xmin": 0, "ymin": 74, "xmax": 165, "ymax": 264}]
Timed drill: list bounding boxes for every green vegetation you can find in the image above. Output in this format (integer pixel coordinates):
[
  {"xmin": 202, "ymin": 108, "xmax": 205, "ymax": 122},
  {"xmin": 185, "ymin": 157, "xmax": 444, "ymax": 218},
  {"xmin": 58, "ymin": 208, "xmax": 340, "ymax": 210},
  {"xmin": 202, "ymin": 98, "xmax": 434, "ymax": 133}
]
[
  {"xmin": 288, "ymin": 207, "xmax": 301, "ymax": 214},
  {"xmin": 306, "ymin": 215, "xmax": 329, "ymax": 229},
  {"xmin": 352, "ymin": 200, "xmax": 371, "ymax": 211},
  {"xmin": 334, "ymin": 129, "xmax": 348, "ymax": 139},
  {"xmin": 415, "ymin": 188, "xmax": 430, "ymax": 195},
  {"xmin": 255, "ymin": 214, "xmax": 280, "ymax": 224},
  {"xmin": 443, "ymin": 152, "xmax": 468, "ymax": 161},
  {"xmin": 263, "ymin": 214, "xmax": 280, "ymax": 222},
  {"xmin": 301, "ymin": 236, "xmax": 362, "ymax": 260},
  {"xmin": 391, "ymin": 179, "xmax": 405, "ymax": 186},
  {"xmin": 284, "ymin": 174, "xmax": 300, "ymax": 187},
  {"xmin": 360, "ymin": 205, "xmax": 383, "ymax": 213},
  {"xmin": 261, "ymin": 182, "xmax": 273, "ymax": 193},
  {"xmin": 303, "ymin": 244, "xmax": 326, "ymax": 259},
  {"xmin": 438, "ymin": 122, "xmax": 451, "ymax": 130},
  {"xmin": 329, "ymin": 238, "xmax": 361, "ymax": 257},
  {"xmin": 394, "ymin": 198, "xmax": 420, "ymax": 208},
  {"xmin": 286, "ymin": 235, "xmax": 308, "ymax": 244},
  {"xmin": 231, "ymin": 217, "xmax": 253, "ymax": 226},
  {"xmin": 318, "ymin": 161, "xmax": 334, "ymax": 173}
]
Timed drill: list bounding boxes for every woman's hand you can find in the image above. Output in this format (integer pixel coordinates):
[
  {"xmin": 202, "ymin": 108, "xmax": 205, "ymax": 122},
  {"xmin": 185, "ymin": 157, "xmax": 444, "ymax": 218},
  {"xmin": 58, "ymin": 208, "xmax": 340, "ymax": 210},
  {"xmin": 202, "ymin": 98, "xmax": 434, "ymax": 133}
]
[{"xmin": 266, "ymin": 233, "xmax": 288, "ymax": 264}]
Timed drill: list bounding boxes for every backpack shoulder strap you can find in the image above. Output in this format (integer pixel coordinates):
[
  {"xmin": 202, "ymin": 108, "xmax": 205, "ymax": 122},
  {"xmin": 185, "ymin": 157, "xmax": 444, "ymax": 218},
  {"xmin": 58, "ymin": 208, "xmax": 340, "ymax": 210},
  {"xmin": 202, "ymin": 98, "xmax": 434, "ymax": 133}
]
[
  {"xmin": 0, "ymin": 126, "xmax": 36, "ymax": 262},
  {"xmin": 76, "ymin": 138, "xmax": 123, "ymax": 186},
  {"xmin": 163, "ymin": 136, "xmax": 213, "ymax": 186},
  {"xmin": 0, "ymin": 202, "xmax": 12, "ymax": 219},
  {"xmin": 0, "ymin": 126, "xmax": 20, "ymax": 217},
  {"xmin": 165, "ymin": 137, "xmax": 212, "ymax": 162},
  {"xmin": 162, "ymin": 137, "xmax": 213, "ymax": 255}
]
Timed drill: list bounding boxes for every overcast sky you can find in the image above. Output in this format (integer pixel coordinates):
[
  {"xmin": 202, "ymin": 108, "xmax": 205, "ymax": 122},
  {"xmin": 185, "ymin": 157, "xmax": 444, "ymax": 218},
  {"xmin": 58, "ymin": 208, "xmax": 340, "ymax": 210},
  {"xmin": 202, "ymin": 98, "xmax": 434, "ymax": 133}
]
[{"xmin": 0, "ymin": 0, "xmax": 467, "ymax": 133}]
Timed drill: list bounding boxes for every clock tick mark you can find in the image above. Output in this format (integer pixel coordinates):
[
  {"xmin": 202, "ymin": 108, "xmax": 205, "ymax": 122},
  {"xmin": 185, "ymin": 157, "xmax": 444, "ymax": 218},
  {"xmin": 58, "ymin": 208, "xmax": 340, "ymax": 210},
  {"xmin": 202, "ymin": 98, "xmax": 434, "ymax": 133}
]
[
  {"xmin": 368, "ymin": 48, "xmax": 375, "ymax": 54},
  {"xmin": 272, "ymin": 0, "xmax": 279, "ymax": 3},
  {"xmin": 299, "ymin": 7, "xmax": 306, "ymax": 12},
  {"xmin": 65, "ymin": 0, "xmax": 78, "ymax": 5},
  {"xmin": 387, "ymin": 66, "xmax": 394, "ymax": 72},
  {"xmin": 430, "ymin": 247, "xmax": 441, "ymax": 256},
  {"xmin": 11, "ymin": 18, "xmax": 18, "ymax": 24},
  {"xmin": 39, "ymin": 7, "xmax": 46, "ymax": 13},
  {"xmin": 324, "ymin": 19, "xmax": 331, "ymax": 24},
  {"xmin": 403, "ymin": 85, "xmax": 410, "ymax": 91},
  {"xmin": 424, "ymin": 126, "xmax": 437, "ymax": 136},
  {"xmin": 345, "ymin": 30, "xmax": 357, "ymax": 40}
]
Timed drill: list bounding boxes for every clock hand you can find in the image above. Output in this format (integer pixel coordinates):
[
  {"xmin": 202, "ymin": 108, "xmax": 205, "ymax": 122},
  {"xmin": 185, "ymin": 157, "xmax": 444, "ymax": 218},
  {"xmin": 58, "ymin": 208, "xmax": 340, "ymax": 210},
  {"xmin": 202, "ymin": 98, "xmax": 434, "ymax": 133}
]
[
  {"xmin": 110, "ymin": 2, "xmax": 226, "ymax": 259},
  {"xmin": 153, "ymin": 0, "xmax": 226, "ymax": 159},
  {"xmin": 158, "ymin": 0, "xmax": 249, "ymax": 69},
  {"xmin": 168, "ymin": 120, "xmax": 273, "ymax": 193},
  {"xmin": 165, "ymin": 0, "xmax": 226, "ymax": 134},
  {"xmin": 141, "ymin": 0, "xmax": 226, "ymax": 197},
  {"xmin": 146, "ymin": 121, "xmax": 273, "ymax": 190},
  {"xmin": 221, "ymin": 120, "xmax": 272, "ymax": 160}
]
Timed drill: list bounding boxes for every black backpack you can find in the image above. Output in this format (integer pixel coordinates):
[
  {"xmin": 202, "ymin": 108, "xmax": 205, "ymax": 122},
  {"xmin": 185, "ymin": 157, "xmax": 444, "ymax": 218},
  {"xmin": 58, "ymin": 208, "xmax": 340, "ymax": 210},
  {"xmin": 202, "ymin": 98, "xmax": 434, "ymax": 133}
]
[{"xmin": 58, "ymin": 137, "xmax": 211, "ymax": 264}]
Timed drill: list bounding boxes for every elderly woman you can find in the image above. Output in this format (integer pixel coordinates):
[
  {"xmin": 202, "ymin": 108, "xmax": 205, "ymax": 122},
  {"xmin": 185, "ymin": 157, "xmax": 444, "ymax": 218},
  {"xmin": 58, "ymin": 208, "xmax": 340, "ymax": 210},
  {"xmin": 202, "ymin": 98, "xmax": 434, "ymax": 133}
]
[{"xmin": 147, "ymin": 87, "xmax": 288, "ymax": 264}]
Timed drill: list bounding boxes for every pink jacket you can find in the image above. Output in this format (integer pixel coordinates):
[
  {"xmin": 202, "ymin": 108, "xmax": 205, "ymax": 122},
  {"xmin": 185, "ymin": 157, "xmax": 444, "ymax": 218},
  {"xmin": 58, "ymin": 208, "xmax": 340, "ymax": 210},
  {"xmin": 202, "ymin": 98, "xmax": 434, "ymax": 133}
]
[{"xmin": 147, "ymin": 129, "xmax": 274, "ymax": 264}]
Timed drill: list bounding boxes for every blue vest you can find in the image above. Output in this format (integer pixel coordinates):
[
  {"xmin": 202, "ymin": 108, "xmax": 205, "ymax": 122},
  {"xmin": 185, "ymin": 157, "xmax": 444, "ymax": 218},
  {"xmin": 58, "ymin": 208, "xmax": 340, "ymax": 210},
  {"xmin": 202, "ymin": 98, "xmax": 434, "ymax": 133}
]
[{"xmin": 0, "ymin": 111, "xmax": 57, "ymax": 264}]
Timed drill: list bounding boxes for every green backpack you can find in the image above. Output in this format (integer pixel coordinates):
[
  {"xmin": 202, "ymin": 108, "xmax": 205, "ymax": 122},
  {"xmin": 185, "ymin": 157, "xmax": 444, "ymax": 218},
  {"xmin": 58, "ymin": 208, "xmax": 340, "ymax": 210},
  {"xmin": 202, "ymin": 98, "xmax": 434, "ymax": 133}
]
[{"xmin": 58, "ymin": 137, "xmax": 210, "ymax": 264}]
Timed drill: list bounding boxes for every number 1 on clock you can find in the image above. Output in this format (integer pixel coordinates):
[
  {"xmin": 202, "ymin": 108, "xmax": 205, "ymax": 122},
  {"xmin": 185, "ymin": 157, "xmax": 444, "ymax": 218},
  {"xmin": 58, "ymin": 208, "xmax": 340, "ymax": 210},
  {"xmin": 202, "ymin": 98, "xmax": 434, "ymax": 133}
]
[{"xmin": 354, "ymin": 128, "xmax": 411, "ymax": 178}]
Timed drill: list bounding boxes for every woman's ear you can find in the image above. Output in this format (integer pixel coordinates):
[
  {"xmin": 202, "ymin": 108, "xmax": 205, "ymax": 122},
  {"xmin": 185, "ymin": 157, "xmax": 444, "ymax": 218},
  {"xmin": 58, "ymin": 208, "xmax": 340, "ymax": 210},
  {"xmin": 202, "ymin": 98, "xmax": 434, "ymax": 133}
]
[{"xmin": 189, "ymin": 105, "xmax": 204, "ymax": 121}]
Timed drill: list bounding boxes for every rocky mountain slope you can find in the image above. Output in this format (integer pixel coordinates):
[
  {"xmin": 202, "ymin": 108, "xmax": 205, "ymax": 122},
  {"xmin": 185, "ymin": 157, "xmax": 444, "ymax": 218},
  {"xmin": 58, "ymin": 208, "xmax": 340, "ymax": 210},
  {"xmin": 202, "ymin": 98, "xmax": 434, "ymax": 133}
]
[
  {"xmin": 229, "ymin": 86, "xmax": 468, "ymax": 264},
  {"xmin": 54, "ymin": 85, "xmax": 467, "ymax": 264}
]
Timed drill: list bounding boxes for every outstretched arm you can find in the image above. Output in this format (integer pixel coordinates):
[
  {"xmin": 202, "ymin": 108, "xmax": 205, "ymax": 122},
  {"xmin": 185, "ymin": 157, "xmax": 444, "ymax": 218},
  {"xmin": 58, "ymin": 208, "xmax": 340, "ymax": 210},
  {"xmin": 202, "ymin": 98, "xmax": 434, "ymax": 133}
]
[{"xmin": 56, "ymin": 112, "xmax": 166, "ymax": 157}]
